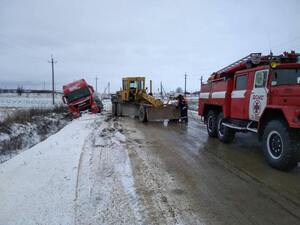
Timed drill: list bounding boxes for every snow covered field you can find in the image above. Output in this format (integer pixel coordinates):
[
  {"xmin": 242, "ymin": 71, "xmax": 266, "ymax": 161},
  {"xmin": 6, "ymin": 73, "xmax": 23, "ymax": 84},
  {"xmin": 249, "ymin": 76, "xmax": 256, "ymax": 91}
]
[{"xmin": 0, "ymin": 93, "xmax": 62, "ymax": 108}]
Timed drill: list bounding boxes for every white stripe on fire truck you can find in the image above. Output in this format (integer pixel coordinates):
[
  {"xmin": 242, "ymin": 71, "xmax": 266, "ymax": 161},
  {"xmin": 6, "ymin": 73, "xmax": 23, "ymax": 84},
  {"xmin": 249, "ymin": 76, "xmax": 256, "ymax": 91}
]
[
  {"xmin": 231, "ymin": 90, "xmax": 246, "ymax": 98},
  {"xmin": 199, "ymin": 90, "xmax": 246, "ymax": 99},
  {"xmin": 211, "ymin": 91, "xmax": 226, "ymax": 98},
  {"xmin": 199, "ymin": 93, "xmax": 209, "ymax": 99}
]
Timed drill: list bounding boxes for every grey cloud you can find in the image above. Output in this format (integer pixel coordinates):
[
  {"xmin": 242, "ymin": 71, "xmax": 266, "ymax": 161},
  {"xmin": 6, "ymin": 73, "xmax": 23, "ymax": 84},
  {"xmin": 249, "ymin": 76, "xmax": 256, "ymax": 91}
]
[{"xmin": 0, "ymin": 0, "xmax": 300, "ymax": 92}]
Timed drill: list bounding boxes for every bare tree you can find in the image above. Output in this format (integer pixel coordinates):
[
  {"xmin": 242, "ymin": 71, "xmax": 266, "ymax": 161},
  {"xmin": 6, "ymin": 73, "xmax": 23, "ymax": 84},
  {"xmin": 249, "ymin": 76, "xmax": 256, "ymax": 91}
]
[{"xmin": 16, "ymin": 85, "xmax": 24, "ymax": 96}]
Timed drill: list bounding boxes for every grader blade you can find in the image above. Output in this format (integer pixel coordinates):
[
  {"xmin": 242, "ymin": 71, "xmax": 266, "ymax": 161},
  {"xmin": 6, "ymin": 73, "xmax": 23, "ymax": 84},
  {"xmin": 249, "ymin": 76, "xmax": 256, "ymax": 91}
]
[{"xmin": 146, "ymin": 105, "xmax": 181, "ymax": 121}]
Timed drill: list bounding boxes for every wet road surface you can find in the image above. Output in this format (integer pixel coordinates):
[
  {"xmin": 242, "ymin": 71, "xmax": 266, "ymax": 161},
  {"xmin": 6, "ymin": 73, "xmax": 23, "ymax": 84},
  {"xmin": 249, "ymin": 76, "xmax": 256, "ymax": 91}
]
[{"xmin": 119, "ymin": 112, "xmax": 300, "ymax": 225}]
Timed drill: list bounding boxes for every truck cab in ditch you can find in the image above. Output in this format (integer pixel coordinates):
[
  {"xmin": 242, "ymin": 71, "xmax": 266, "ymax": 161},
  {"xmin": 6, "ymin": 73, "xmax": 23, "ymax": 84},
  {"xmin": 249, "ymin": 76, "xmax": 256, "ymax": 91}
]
[{"xmin": 62, "ymin": 79, "xmax": 102, "ymax": 118}]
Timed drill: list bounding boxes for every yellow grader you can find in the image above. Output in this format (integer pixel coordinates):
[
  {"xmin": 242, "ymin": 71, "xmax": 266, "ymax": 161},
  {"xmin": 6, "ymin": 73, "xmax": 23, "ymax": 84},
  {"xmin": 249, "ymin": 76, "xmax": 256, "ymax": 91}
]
[{"xmin": 111, "ymin": 77, "xmax": 181, "ymax": 122}]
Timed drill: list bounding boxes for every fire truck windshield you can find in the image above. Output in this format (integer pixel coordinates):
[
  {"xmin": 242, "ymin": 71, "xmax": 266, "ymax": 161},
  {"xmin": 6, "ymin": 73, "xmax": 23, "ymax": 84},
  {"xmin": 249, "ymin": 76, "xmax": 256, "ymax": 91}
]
[
  {"xmin": 271, "ymin": 68, "xmax": 300, "ymax": 86},
  {"xmin": 66, "ymin": 87, "xmax": 90, "ymax": 103}
]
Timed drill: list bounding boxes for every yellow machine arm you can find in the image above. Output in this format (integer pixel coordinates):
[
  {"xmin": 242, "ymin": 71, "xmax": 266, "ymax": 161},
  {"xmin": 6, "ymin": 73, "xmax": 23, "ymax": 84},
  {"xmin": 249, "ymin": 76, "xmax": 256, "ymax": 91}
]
[{"xmin": 141, "ymin": 93, "xmax": 163, "ymax": 107}]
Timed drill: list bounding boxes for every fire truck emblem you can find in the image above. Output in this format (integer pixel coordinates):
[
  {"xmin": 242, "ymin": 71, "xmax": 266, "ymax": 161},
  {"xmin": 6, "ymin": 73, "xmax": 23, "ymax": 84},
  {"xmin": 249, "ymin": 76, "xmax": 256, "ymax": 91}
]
[{"xmin": 253, "ymin": 100, "xmax": 261, "ymax": 115}]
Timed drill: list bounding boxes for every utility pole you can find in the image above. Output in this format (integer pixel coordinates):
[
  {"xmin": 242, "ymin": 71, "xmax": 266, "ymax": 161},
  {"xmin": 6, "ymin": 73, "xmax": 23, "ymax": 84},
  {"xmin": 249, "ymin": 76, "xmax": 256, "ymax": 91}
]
[
  {"xmin": 200, "ymin": 76, "xmax": 203, "ymax": 90},
  {"xmin": 48, "ymin": 55, "xmax": 57, "ymax": 105},
  {"xmin": 108, "ymin": 82, "xmax": 110, "ymax": 95},
  {"xmin": 184, "ymin": 73, "xmax": 187, "ymax": 96},
  {"xmin": 199, "ymin": 76, "xmax": 203, "ymax": 96},
  {"xmin": 160, "ymin": 81, "xmax": 163, "ymax": 98},
  {"xmin": 95, "ymin": 76, "xmax": 98, "ymax": 93}
]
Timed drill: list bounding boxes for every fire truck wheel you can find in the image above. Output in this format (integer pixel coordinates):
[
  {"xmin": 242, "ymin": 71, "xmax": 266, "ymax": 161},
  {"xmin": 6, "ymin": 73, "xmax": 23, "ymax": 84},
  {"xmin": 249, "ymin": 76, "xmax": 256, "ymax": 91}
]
[
  {"xmin": 217, "ymin": 112, "xmax": 235, "ymax": 143},
  {"xmin": 262, "ymin": 120, "xmax": 298, "ymax": 171},
  {"xmin": 138, "ymin": 106, "xmax": 148, "ymax": 122},
  {"xmin": 207, "ymin": 110, "xmax": 218, "ymax": 137}
]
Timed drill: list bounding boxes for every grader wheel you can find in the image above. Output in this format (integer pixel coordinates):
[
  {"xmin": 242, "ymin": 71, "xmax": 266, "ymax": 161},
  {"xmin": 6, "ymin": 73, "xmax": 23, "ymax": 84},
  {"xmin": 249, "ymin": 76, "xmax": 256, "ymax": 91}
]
[{"xmin": 138, "ymin": 106, "xmax": 148, "ymax": 122}]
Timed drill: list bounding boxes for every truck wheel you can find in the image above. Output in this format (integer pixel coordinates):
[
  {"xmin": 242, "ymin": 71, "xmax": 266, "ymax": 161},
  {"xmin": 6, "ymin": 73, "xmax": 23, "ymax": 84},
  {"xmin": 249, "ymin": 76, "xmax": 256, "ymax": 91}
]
[
  {"xmin": 262, "ymin": 120, "xmax": 298, "ymax": 171},
  {"xmin": 217, "ymin": 112, "xmax": 235, "ymax": 143},
  {"xmin": 206, "ymin": 110, "xmax": 218, "ymax": 137},
  {"xmin": 138, "ymin": 106, "xmax": 148, "ymax": 122}
]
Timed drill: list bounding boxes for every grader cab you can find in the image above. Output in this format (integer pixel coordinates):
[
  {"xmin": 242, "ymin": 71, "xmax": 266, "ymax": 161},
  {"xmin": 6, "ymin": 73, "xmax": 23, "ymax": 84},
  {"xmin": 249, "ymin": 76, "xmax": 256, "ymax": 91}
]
[
  {"xmin": 118, "ymin": 77, "xmax": 146, "ymax": 102},
  {"xmin": 112, "ymin": 76, "xmax": 182, "ymax": 122}
]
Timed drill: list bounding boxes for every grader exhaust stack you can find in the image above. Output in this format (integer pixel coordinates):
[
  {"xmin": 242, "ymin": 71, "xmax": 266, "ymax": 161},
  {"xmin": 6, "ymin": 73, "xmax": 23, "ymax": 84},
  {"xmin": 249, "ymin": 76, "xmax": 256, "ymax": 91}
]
[{"xmin": 111, "ymin": 76, "xmax": 182, "ymax": 122}]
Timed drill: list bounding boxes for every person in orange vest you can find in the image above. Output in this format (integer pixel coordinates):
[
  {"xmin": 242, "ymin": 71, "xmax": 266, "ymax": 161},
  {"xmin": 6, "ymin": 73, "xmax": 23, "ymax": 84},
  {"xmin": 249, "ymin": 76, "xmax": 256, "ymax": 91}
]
[{"xmin": 176, "ymin": 94, "xmax": 188, "ymax": 122}]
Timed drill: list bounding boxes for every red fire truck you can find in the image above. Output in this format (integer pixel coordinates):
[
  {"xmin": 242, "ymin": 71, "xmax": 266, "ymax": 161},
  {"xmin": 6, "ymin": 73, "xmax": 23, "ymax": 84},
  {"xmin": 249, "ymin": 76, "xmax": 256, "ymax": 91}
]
[
  {"xmin": 62, "ymin": 79, "xmax": 102, "ymax": 118},
  {"xmin": 198, "ymin": 51, "xmax": 300, "ymax": 171}
]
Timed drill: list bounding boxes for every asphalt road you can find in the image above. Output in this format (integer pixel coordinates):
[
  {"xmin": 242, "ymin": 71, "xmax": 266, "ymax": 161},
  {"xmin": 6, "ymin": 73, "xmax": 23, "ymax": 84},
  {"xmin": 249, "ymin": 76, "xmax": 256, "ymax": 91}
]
[{"xmin": 118, "ymin": 112, "xmax": 300, "ymax": 225}]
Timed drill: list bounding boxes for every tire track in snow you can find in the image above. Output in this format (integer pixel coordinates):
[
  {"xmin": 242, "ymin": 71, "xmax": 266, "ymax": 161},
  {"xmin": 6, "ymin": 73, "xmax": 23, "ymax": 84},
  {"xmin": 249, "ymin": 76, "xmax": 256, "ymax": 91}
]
[{"xmin": 75, "ymin": 114, "xmax": 147, "ymax": 225}]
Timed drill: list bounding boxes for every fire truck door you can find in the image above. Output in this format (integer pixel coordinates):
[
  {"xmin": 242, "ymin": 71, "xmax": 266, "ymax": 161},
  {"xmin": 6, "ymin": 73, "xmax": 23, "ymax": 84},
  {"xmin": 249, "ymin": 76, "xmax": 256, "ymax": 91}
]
[
  {"xmin": 231, "ymin": 74, "xmax": 249, "ymax": 119},
  {"xmin": 249, "ymin": 70, "xmax": 269, "ymax": 121}
]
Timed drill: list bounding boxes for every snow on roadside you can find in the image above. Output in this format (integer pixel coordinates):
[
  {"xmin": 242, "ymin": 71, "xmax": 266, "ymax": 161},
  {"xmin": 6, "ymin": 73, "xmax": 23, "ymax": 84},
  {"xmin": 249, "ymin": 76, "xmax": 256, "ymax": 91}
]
[
  {"xmin": 101, "ymin": 99, "xmax": 112, "ymax": 111},
  {"xmin": 0, "ymin": 113, "xmax": 70, "ymax": 163},
  {"xmin": 0, "ymin": 114, "xmax": 97, "ymax": 225},
  {"xmin": 75, "ymin": 115, "xmax": 146, "ymax": 225}
]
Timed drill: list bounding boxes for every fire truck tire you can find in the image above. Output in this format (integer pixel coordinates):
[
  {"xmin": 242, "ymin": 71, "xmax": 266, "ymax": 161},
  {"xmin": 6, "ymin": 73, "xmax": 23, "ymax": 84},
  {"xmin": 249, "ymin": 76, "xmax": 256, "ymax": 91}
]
[
  {"xmin": 138, "ymin": 106, "xmax": 148, "ymax": 122},
  {"xmin": 217, "ymin": 112, "xmax": 235, "ymax": 143},
  {"xmin": 262, "ymin": 120, "xmax": 298, "ymax": 171},
  {"xmin": 206, "ymin": 110, "xmax": 218, "ymax": 137}
]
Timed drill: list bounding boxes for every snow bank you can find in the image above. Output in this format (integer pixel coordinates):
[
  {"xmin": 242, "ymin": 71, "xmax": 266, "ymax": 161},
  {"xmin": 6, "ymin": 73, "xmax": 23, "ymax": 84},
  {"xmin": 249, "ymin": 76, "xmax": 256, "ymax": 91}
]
[
  {"xmin": 0, "ymin": 114, "xmax": 96, "ymax": 225},
  {"xmin": 0, "ymin": 112, "xmax": 70, "ymax": 163}
]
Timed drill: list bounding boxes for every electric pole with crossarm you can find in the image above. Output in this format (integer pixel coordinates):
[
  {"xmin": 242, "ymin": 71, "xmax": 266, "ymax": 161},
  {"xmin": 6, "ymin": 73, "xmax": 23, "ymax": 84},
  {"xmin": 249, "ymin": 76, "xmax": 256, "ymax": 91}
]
[{"xmin": 48, "ymin": 55, "xmax": 57, "ymax": 105}]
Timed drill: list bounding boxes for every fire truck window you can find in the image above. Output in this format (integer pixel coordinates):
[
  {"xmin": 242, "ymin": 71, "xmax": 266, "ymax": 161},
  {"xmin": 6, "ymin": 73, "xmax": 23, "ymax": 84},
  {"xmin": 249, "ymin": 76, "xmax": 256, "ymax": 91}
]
[
  {"xmin": 235, "ymin": 75, "xmax": 247, "ymax": 90},
  {"xmin": 255, "ymin": 70, "xmax": 268, "ymax": 88},
  {"xmin": 271, "ymin": 69, "xmax": 300, "ymax": 86}
]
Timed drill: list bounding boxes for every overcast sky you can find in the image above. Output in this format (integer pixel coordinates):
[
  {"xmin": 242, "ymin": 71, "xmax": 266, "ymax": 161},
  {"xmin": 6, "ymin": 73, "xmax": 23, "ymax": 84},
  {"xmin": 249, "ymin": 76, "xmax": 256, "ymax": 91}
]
[{"xmin": 0, "ymin": 0, "xmax": 300, "ymax": 92}]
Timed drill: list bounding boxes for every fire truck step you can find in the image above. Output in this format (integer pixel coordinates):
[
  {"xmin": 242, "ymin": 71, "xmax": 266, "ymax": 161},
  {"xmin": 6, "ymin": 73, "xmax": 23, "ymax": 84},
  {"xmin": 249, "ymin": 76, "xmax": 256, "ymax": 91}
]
[{"xmin": 222, "ymin": 122, "xmax": 257, "ymax": 133}]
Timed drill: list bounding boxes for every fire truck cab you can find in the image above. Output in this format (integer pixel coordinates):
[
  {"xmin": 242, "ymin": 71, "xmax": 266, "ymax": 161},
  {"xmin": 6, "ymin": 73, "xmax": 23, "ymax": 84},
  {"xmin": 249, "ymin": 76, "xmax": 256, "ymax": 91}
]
[{"xmin": 199, "ymin": 51, "xmax": 300, "ymax": 171}]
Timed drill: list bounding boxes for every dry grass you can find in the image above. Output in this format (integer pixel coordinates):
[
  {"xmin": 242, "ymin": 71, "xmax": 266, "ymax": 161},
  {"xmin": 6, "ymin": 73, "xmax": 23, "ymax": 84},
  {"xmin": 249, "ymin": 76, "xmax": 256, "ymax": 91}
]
[
  {"xmin": 0, "ymin": 105, "xmax": 68, "ymax": 133},
  {"xmin": 0, "ymin": 105, "xmax": 70, "ymax": 158}
]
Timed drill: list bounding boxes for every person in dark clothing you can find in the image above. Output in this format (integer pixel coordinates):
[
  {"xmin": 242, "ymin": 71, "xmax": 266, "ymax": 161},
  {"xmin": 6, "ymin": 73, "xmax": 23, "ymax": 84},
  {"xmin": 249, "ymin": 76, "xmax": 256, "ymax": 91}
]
[{"xmin": 176, "ymin": 94, "xmax": 188, "ymax": 122}]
